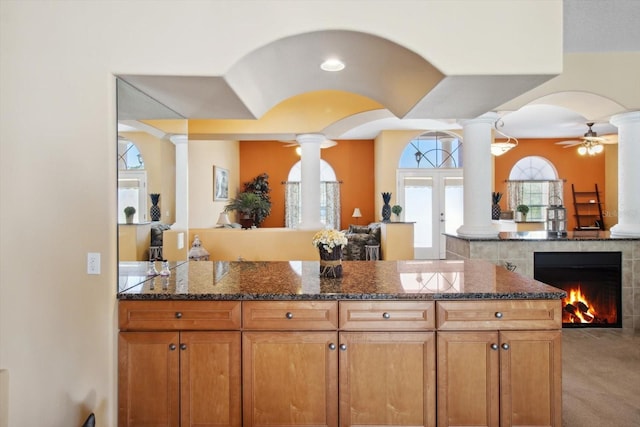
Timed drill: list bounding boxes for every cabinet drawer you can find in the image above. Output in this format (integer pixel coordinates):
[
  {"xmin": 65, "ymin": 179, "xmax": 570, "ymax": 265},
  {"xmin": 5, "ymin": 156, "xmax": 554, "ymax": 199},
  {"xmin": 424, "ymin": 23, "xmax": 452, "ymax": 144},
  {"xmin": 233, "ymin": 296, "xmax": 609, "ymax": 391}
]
[
  {"xmin": 242, "ymin": 301, "xmax": 338, "ymax": 330},
  {"xmin": 436, "ymin": 300, "xmax": 562, "ymax": 330},
  {"xmin": 339, "ymin": 301, "xmax": 435, "ymax": 330},
  {"xmin": 118, "ymin": 300, "xmax": 241, "ymax": 331}
]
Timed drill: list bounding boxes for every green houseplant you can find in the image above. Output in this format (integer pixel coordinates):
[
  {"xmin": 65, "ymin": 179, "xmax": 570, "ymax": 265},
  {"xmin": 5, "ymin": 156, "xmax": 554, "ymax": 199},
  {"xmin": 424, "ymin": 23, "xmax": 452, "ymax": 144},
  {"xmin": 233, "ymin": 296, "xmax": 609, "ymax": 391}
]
[
  {"xmin": 124, "ymin": 206, "xmax": 136, "ymax": 224},
  {"xmin": 391, "ymin": 204, "xmax": 402, "ymax": 221},
  {"xmin": 516, "ymin": 204, "xmax": 529, "ymax": 222},
  {"xmin": 225, "ymin": 192, "xmax": 270, "ymax": 229}
]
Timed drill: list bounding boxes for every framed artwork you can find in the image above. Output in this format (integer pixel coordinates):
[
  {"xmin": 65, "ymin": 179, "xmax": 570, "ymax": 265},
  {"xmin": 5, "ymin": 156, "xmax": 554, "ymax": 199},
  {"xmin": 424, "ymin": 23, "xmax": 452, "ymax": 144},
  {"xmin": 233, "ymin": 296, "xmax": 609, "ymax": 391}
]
[{"xmin": 213, "ymin": 166, "xmax": 229, "ymax": 201}]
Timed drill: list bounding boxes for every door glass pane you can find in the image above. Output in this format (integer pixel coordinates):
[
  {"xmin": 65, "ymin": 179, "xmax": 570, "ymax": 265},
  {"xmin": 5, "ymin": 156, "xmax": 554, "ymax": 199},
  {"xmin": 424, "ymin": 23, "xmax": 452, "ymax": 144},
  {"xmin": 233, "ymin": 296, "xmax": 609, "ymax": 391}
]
[
  {"xmin": 444, "ymin": 177, "xmax": 463, "ymax": 235},
  {"xmin": 404, "ymin": 177, "xmax": 433, "ymax": 248}
]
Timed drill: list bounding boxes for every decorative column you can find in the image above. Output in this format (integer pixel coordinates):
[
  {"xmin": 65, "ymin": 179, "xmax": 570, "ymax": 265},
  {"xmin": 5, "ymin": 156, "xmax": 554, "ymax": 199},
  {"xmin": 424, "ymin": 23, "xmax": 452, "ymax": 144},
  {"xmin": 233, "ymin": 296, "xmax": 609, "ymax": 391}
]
[
  {"xmin": 297, "ymin": 133, "xmax": 324, "ymax": 229},
  {"xmin": 610, "ymin": 111, "xmax": 640, "ymax": 237},
  {"xmin": 456, "ymin": 113, "xmax": 499, "ymax": 238},
  {"xmin": 170, "ymin": 134, "xmax": 189, "ymax": 230}
]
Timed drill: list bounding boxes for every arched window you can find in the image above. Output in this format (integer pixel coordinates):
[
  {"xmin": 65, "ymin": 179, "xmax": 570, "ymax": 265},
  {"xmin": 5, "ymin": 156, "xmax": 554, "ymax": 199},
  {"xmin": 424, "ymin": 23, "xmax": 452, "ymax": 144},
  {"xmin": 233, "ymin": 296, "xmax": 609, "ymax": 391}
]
[
  {"xmin": 117, "ymin": 138, "xmax": 147, "ymax": 223},
  {"xmin": 398, "ymin": 131, "xmax": 463, "ymax": 168},
  {"xmin": 507, "ymin": 156, "xmax": 563, "ymax": 222},
  {"xmin": 284, "ymin": 159, "xmax": 341, "ymax": 229}
]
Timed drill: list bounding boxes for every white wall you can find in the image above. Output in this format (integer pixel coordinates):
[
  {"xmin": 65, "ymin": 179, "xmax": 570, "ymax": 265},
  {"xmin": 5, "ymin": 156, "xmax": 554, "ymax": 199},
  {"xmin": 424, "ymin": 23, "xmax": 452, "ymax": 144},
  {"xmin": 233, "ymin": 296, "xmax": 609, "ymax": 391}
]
[{"xmin": 0, "ymin": 1, "xmax": 561, "ymax": 425}]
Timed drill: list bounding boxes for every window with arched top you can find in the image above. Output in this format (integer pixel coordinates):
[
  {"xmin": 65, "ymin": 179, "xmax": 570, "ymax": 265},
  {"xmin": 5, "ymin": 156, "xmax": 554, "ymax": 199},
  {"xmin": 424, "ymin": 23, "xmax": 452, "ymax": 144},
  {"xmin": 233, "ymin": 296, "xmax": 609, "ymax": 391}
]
[
  {"xmin": 507, "ymin": 156, "xmax": 563, "ymax": 222},
  {"xmin": 283, "ymin": 159, "xmax": 341, "ymax": 229},
  {"xmin": 398, "ymin": 131, "xmax": 463, "ymax": 169}
]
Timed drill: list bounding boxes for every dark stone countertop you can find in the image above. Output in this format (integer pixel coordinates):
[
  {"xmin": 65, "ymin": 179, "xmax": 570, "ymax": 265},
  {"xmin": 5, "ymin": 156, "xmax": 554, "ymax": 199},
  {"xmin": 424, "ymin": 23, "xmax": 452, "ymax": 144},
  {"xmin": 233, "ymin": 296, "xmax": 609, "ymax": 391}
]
[
  {"xmin": 118, "ymin": 259, "xmax": 565, "ymax": 301},
  {"xmin": 446, "ymin": 230, "xmax": 640, "ymax": 242}
]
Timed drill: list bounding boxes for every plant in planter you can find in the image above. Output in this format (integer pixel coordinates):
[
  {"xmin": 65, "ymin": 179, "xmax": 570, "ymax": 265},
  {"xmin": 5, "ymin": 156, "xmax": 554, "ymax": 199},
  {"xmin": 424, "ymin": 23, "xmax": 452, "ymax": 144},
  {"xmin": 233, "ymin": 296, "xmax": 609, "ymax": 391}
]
[
  {"xmin": 516, "ymin": 204, "xmax": 529, "ymax": 222},
  {"xmin": 391, "ymin": 204, "xmax": 403, "ymax": 221},
  {"xmin": 224, "ymin": 192, "xmax": 270, "ymax": 229},
  {"xmin": 240, "ymin": 173, "xmax": 272, "ymax": 227},
  {"xmin": 491, "ymin": 192, "xmax": 503, "ymax": 220},
  {"xmin": 124, "ymin": 206, "xmax": 136, "ymax": 224}
]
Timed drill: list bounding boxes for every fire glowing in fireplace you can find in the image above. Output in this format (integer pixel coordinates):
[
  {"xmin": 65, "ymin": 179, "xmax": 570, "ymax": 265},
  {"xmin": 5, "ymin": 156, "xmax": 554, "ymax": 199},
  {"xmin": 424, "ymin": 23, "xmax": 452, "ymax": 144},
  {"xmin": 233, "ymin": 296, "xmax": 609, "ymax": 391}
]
[{"xmin": 563, "ymin": 286, "xmax": 597, "ymax": 323}]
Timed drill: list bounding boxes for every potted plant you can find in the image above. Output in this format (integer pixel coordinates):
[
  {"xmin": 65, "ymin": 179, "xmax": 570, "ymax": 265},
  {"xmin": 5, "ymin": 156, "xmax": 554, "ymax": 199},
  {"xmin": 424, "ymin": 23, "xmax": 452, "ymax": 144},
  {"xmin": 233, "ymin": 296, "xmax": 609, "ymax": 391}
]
[
  {"xmin": 516, "ymin": 204, "xmax": 529, "ymax": 222},
  {"xmin": 391, "ymin": 204, "xmax": 402, "ymax": 221},
  {"xmin": 225, "ymin": 192, "xmax": 270, "ymax": 229},
  {"xmin": 242, "ymin": 173, "xmax": 272, "ymax": 227},
  {"xmin": 124, "ymin": 206, "xmax": 136, "ymax": 224}
]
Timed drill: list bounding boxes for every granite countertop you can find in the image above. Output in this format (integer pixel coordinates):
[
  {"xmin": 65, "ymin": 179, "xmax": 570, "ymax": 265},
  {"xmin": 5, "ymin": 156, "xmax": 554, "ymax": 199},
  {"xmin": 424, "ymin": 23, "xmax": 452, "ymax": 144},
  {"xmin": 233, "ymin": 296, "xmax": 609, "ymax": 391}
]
[
  {"xmin": 118, "ymin": 259, "xmax": 565, "ymax": 301},
  {"xmin": 447, "ymin": 230, "xmax": 640, "ymax": 242}
]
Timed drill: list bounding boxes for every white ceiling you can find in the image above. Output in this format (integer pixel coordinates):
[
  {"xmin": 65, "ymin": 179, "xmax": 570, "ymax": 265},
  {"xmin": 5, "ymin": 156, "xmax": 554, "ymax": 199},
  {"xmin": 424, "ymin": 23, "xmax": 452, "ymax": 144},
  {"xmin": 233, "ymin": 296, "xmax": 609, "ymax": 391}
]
[{"xmin": 118, "ymin": 0, "xmax": 640, "ymax": 142}]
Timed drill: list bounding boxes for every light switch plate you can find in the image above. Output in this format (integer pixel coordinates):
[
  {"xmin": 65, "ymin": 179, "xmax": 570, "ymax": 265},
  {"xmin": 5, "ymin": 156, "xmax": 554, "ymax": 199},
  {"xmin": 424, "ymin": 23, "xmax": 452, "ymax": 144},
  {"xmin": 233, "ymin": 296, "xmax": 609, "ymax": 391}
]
[{"xmin": 87, "ymin": 252, "xmax": 101, "ymax": 275}]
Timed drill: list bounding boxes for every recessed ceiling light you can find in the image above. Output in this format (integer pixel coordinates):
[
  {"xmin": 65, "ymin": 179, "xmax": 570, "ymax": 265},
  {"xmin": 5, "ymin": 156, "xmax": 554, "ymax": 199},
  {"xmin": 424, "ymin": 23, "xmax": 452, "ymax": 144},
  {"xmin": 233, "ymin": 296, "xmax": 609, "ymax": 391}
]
[{"xmin": 320, "ymin": 58, "xmax": 345, "ymax": 72}]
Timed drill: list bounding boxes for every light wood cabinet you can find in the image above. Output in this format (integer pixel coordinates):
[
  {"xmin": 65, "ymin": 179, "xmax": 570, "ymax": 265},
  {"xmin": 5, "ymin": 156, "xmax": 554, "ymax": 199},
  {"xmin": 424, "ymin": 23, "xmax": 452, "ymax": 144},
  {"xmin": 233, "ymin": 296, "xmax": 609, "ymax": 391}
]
[
  {"xmin": 242, "ymin": 301, "xmax": 436, "ymax": 427},
  {"xmin": 436, "ymin": 301, "xmax": 562, "ymax": 427},
  {"xmin": 118, "ymin": 298, "xmax": 561, "ymax": 427},
  {"xmin": 118, "ymin": 301, "xmax": 242, "ymax": 427}
]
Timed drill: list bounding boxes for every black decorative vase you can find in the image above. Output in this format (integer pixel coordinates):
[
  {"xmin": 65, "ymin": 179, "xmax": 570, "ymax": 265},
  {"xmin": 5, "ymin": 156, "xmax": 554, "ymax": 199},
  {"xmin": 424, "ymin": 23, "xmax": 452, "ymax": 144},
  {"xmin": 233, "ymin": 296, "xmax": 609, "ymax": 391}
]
[
  {"xmin": 319, "ymin": 246, "xmax": 343, "ymax": 278},
  {"xmin": 150, "ymin": 193, "xmax": 161, "ymax": 221},
  {"xmin": 381, "ymin": 192, "xmax": 392, "ymax": 222},
  {"xmin": 491, "ymin": 203, "xmax": 501, "ymax": 220}
]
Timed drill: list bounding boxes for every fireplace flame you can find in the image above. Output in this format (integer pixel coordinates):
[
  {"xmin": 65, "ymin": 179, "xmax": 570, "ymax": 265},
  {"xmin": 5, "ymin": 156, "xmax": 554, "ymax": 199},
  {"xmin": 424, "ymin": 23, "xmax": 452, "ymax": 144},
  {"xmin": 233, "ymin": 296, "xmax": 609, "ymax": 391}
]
[{"xmin": 563, "ymin": 286, "xmax": 597, "ymax": 323}]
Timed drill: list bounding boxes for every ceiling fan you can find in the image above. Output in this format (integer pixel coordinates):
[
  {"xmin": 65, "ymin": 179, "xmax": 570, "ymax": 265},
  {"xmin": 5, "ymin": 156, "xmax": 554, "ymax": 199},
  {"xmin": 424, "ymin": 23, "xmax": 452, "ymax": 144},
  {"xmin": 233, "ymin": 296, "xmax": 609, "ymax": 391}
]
[{"xmin": 555, "ymin": 122, "xmax": 617, "ymax": 155}]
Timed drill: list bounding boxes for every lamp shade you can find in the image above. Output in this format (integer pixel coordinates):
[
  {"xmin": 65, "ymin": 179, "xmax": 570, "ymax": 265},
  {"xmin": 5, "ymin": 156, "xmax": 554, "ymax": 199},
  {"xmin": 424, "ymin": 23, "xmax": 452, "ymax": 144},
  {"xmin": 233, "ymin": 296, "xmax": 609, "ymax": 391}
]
[
  {"xmin": 216, "ymin": 212, "xmax": 231, "ymax": 226},
  {"xmin": 352, "ymin": 208, "xmax": 362, "ymax": 218}
]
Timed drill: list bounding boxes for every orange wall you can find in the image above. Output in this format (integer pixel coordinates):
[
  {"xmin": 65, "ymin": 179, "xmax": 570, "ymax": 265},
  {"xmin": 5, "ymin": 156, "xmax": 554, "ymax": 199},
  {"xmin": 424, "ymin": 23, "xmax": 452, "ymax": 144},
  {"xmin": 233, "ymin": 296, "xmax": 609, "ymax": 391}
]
[
  {"xmin": 494, "ymin": 138, "xmax": 607, "ymax": 231},
  {"xmin": 239, "ymin": 140, "xmax": 375, "ymax": 229}
]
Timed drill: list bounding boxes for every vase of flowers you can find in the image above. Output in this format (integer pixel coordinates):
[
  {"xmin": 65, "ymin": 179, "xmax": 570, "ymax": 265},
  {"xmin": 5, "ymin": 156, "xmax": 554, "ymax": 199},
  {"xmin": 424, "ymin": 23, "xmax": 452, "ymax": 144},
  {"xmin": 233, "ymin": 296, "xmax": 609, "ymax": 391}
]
[{"xmin": 312, "ymin": 229, "xmax": 347, "ymax": 278}]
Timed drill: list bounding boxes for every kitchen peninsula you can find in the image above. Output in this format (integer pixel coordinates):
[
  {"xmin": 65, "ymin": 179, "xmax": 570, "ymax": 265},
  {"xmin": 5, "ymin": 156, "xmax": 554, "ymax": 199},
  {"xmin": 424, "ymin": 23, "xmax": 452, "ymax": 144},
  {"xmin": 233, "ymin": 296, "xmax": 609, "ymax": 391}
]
[{"xmin": 118, "ymin": 259, "xmax": 565, "ymax": 427}]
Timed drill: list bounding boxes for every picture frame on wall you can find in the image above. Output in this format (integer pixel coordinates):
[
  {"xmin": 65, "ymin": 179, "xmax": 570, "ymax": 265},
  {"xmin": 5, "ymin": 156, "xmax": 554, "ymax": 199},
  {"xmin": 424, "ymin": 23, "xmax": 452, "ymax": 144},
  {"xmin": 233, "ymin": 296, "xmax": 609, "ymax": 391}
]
[{"xmin": 213, "ymin": 166, "xmax": 229, "ymax": 201}]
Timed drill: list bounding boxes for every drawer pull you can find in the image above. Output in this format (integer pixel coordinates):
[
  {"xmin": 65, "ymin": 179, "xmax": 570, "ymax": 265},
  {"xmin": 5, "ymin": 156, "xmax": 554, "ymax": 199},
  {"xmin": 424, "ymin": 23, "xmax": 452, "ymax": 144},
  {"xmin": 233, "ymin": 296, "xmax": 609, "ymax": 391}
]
[
  {"xmin": 501, "ymin": 343, "xmax": 510, "ymax": 350},
  {"xmin": 328, "ymin": 343, "xmax": 336, "ymax": 350},
  {"xmin": 175, "ymin": 312, "xmax": 183, "ymax": 319},
  {"xmin": 491, "ymin": 343, "xmax": 499, "ymax": 350},
  {"xmin": 285, "ymin": 312, "xmax": 294, "ymax": 319},
  {"xmin": 494, "ymin": 312, "xmax": 503, "ymax": 318},
  {"xmin": 180, "ymin": 343, "xmax": 187, "ymax": 350},
  {"xmin": 382, "ymin": 312, "xmax": 391, "ymax": 319},
  {"xmin": 169, "ymin": 344, "xmax": 176, "ymax": 351},
  {"xmin": 339, "ymin": 344, "xmax": 347, "ymax": 351}
]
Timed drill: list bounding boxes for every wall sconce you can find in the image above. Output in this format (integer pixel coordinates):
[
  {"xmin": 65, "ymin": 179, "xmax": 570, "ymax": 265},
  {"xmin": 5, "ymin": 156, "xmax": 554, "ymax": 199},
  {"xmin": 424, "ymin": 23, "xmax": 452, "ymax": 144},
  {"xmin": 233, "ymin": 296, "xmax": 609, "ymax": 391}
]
[{"xmin": 352, "ymin": 207, "xmax": 362, "ymax": 224}]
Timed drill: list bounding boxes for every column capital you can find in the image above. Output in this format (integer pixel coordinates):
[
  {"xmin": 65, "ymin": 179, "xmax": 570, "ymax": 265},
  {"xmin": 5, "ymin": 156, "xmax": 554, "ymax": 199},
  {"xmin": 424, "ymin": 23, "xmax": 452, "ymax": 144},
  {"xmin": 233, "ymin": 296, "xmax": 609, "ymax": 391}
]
[
  {"xmin": 459, "ymin": 112, "xmax": 500, "ymax": 128},
  {"xmin": 169, "ymin": 134, "xmax": 188, "ymax": 145},
  {"xmin": 456, "ymin": 224, "xmax": 499, "ymax": 239},
  {"xmin": 296, "ymin": 133, "xmax": 326, "ymax": 145},
  {"xmin": 611, "ymin": 111, "xmax": 640, "ymax": 127}
]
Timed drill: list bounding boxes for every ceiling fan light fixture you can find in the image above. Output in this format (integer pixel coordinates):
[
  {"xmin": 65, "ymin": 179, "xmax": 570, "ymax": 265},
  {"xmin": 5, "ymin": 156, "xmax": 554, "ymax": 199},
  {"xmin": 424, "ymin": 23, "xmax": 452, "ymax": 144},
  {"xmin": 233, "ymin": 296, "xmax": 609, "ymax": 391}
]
[
  {"xmin": 577, "ymin": 145, "xmax": 588, "ymax": 155},
  {"xmin": 320, "ymin": 58, "xmax": 345, "ymax": 72},
  {"xmin": 593, "ymin": 143, "xmax": 604, "ymax": 154}
]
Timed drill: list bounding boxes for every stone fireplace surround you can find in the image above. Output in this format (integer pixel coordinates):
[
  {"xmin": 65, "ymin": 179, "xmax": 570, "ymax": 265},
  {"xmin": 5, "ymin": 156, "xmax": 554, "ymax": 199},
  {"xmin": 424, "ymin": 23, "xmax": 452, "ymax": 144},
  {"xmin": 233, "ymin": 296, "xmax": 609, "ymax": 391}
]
[{"xmin": 446, "ymin": 231, "xmax": 640, "ymax": 330}]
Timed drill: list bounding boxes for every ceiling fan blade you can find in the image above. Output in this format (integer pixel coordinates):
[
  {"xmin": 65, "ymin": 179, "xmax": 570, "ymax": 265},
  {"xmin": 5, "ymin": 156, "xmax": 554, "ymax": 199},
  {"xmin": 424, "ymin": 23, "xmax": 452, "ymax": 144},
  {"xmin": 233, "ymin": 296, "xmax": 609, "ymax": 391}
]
[{"xmin": 556, "ymin": 140, "xmax": 582, "ymax": 147}]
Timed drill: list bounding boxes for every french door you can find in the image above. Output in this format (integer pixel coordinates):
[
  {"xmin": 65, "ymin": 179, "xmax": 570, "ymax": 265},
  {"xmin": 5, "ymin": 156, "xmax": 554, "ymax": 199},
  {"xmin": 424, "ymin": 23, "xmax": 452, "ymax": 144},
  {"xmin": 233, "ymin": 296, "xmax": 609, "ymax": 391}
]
[{"xmin": 398, "ymin": 170, "xmax": 463, "ymax": 259}]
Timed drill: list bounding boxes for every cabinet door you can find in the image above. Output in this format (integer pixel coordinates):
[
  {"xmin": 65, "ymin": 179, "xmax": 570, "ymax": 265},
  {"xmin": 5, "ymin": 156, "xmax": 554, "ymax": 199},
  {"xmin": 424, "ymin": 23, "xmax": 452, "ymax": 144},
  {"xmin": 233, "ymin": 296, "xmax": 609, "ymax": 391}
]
[
  {"xmin": 437, "ymin": 332, "xmax": 500, "ymax": 427},
  {"xmin": 118, "ymin": 331, "xmax": 180, "ymax": 427},
  {"xmin": 180, "ymin": 332, "xmax": 242, "ymax": 427},
  {"xmin": 499, "ymin": 330, "xmax": 562, "ymax": 427},
  {"xmin": 339, "ymin": 332, "xmax": 436, "ymax": 427},
  {"xmin": 242, "ymin": 331, "xmax": 338, "ymax": 427}
]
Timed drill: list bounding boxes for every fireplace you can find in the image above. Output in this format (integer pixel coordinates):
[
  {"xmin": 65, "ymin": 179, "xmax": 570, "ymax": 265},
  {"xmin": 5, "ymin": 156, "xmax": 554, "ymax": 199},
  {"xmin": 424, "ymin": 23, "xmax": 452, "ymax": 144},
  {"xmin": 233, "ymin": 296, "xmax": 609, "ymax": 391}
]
[{"xmin": 534, "ymin": 252, "xmax": 622, "ymax": 328}]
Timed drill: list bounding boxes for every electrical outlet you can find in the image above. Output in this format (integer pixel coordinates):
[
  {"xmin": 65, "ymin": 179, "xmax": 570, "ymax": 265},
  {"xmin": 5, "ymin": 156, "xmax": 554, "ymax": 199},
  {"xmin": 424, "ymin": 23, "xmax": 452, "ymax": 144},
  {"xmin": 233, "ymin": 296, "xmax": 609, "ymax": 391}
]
[{"xmin": 87, "ymin": 252, "xmax": 101, "ymax": 275}]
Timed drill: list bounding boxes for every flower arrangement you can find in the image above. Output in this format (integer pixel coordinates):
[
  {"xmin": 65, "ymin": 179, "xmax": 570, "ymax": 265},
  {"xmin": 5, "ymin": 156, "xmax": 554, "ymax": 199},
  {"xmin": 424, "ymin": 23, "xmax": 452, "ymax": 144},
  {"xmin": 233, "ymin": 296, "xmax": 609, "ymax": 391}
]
[{"xmin": 312, "ymin": 228, "xmax": 347, "ymax": 254}]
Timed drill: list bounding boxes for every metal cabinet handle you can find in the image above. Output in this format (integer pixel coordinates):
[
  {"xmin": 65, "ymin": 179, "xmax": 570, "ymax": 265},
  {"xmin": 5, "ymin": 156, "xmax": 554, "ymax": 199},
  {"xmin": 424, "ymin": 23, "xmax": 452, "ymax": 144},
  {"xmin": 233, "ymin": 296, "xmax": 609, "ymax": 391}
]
[
  {"xmin": 169, "ymin": 344, "xmax": 176, "ymax": 351},
  {"xmin": 495, "ymin": 312, "xmax": 503, "ymax": 318},
  {"xmin": 285, "ymin": 312, "xmax": 294, "ymax": 319},
  {"xmin": 339, "ymin": 344, "xmax": 347, "ymax": 351},
  {"xmin": 175, "ymin": 312, "xmax": 183, "ymax": 319},
  {"xmin": 382, "ymin": 312, "xmax": 391, "ymax": 319},
  {"xmin": 328, "ymin": 343, "xmax": 336, "ymax": 350},
  {"xmin": 180, "ymin": 343, "xmax": 187, "ymax": 350},
  {"xmin": 491, "ymin": 343, "xmax": 499, "ymax": 350},
  {"xmin": 501, "ymin": 343, "xmax": 510, "ymax": 350}
]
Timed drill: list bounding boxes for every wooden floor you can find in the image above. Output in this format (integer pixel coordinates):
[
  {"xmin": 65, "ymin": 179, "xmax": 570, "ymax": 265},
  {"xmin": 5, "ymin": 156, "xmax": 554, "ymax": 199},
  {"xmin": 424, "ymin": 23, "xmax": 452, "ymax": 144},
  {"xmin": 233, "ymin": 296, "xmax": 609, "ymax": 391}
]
[{"xmin": 562, "ymin": 328, "xmax": 640, "ymax": 427}]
